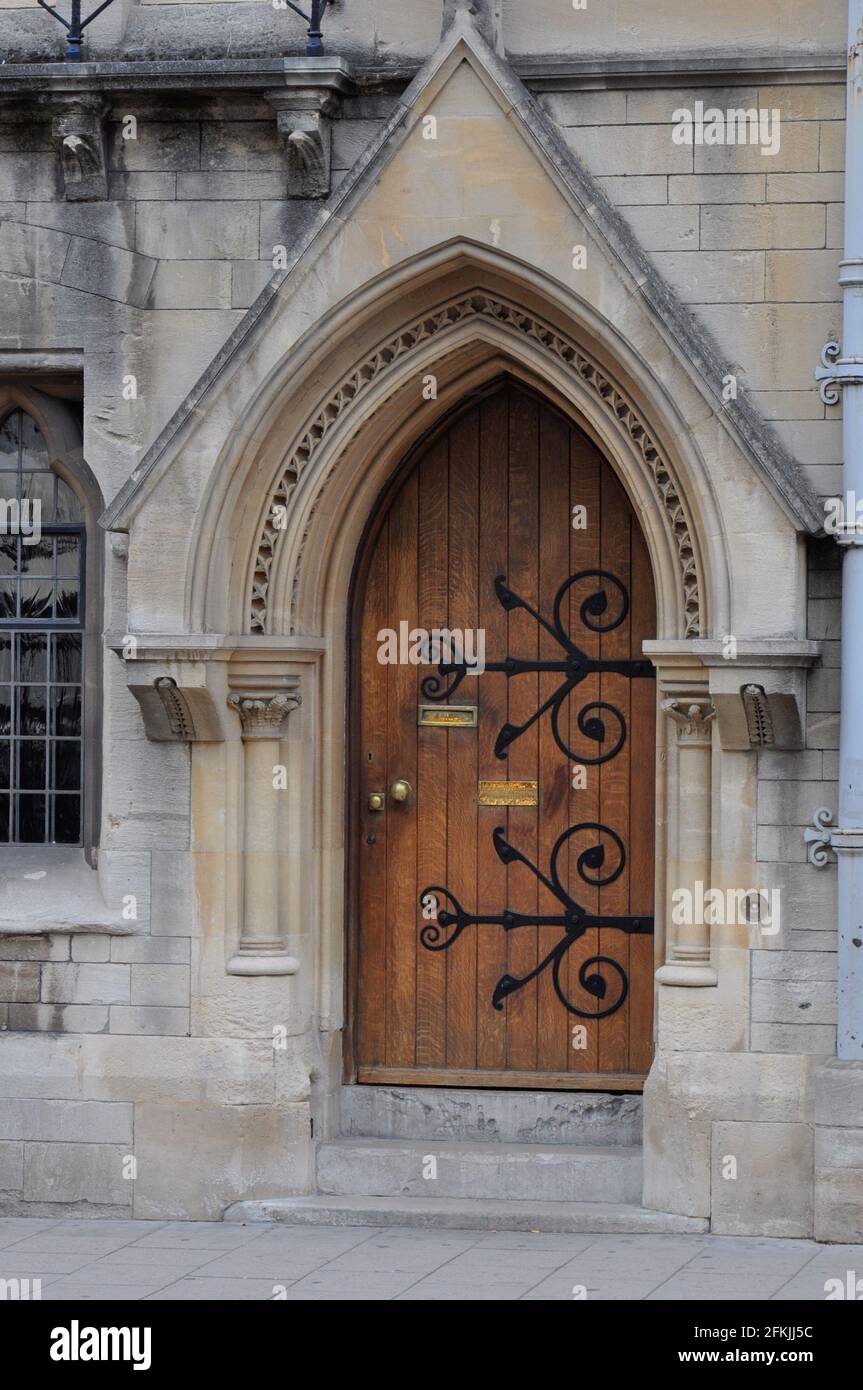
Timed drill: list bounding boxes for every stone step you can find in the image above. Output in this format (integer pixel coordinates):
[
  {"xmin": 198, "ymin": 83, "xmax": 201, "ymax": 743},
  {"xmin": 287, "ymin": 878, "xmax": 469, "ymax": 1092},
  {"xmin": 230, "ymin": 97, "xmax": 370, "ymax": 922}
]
[
  {"xmin": 224, "ymin": 1195, "xmax": 707, "ymax": 1235},
  {"xmin": 339, "ymin": 1085, "xmax": 642, "ymax": 1147},
  {"xmin": 316, "ymin": 1137, "xmax": 642, "ymax": 1204}
]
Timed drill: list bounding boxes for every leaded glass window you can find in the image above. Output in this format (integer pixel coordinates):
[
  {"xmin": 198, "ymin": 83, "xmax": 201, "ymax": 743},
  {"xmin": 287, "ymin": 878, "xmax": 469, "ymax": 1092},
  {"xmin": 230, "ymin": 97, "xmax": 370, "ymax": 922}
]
[{"xmin": 0, "ymin": 408, "xmax": 85, "ymax": 845}]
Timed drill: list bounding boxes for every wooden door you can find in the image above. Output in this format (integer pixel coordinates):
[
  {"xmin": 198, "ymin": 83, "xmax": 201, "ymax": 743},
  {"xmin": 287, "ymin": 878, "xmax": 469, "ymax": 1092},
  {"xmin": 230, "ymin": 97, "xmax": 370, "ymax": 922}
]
[{"xmin": 350, "ymin": 381, "xmax": 656, "ymax": 1090}]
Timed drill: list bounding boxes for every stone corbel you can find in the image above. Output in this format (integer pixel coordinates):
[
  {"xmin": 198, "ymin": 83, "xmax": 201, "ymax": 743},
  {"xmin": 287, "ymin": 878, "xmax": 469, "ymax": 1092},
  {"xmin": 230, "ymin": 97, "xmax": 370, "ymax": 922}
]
[
  {"xmin": 51, "ymin": 96, "xmax": 108, "ymax": 202},
  {"xmin": 264, "ymin": 61, "xmax": 356, "ymax": 198},
  {"xmin": 646, "ymin": 639, "xmax": 821, "ymax": 752},
  {"xmin": 111, "ymin": 645, "xmax": 231, "ymax": 743}
]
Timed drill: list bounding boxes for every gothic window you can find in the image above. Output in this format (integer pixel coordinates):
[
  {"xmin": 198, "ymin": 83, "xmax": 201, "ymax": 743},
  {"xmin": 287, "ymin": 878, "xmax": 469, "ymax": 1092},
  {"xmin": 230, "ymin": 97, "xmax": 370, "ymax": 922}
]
[{"xmin": 0, "ymin": 407, "xmax": 85, "ymax": 845}]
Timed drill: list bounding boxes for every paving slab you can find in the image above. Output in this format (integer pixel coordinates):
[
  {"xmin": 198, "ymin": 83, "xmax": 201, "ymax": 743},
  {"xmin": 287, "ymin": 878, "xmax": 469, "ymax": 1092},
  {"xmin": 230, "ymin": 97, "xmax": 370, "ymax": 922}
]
[{"xmin": 0, "ymin": 1216, "xmax": 843, "ymax": 1300}]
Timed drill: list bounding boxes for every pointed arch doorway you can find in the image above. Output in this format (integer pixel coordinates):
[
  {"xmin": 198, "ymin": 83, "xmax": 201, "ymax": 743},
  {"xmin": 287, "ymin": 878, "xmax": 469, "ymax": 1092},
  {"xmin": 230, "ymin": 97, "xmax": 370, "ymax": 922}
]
[{"xmin": 348, "ymin": 378, "xmax": 657, "ymax": 1090}]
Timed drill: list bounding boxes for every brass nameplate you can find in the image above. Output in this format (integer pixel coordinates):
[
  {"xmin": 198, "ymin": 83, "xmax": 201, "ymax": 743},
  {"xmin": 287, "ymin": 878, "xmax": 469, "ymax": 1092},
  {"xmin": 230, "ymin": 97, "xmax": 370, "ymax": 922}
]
[
  {"xmin": 478, "ymin": 779, "xmax": 538, "ymax": 806},
  {"xmin": 418, "ymin": 705, "xmax": 478, "ymax": 728}
]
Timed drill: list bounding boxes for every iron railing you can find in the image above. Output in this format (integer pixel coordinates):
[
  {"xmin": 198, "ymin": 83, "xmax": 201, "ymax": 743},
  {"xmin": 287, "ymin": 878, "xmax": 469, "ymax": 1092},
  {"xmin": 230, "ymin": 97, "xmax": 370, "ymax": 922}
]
[{"xmin": 36, "ymin": 0, "xmax": 333, "ymax": 61}]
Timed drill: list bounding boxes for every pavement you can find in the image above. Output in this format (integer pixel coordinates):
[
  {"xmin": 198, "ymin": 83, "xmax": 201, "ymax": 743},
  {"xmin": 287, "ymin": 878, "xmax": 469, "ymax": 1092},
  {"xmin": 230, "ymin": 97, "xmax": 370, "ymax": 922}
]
[{"xmin": 0, "ymin": 1217, "xmax": 859, "ymax": 1300}]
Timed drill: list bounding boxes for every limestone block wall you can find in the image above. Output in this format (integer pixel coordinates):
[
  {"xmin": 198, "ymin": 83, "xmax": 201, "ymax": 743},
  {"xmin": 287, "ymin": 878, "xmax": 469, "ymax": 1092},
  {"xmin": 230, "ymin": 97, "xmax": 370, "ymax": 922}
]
[
  {"xmin": 540, "ymin": 83, "xmax": 845, "ymax": 503},
  {"xmin": 749, "ymin": 539, "xmax": 839, "ymax": 1056}
]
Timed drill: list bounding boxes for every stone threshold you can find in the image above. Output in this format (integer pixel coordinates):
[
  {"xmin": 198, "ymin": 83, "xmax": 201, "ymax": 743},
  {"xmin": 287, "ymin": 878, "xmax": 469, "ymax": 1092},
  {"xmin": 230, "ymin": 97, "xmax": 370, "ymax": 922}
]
[{"xmin": 225, "ymin": 1196, "xmax": 709, "ymax": 1235}]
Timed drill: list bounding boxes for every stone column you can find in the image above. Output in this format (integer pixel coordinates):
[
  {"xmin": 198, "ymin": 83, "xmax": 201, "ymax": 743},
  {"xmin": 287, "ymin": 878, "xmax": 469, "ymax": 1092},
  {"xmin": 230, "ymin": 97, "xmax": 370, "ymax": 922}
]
[
  {"xmin": 227, "ymin": 688, "xmax": 302, "ymax": 976},
  {"xmin": 655, "ymin": 693, "xmax": 718, "ymax": 988}
]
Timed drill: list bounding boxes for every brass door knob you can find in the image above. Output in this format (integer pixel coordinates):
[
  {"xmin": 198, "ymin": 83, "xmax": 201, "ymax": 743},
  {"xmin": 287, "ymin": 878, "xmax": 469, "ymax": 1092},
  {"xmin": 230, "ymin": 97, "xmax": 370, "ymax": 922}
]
[
  {"xmin": 367, "ymin": 791, "xmax": 386, "ymax": 812},
  {"xmin": 390, "ymin": 779, "xmax": 412, "ymax": 803}
]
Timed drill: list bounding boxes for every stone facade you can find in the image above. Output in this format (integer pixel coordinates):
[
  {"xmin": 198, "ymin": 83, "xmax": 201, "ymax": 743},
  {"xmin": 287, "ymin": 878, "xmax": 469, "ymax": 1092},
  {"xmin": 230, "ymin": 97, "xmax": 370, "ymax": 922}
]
[{"xmin": 0, "ymin": 0, "xmax": 857, "ymax": 1238}]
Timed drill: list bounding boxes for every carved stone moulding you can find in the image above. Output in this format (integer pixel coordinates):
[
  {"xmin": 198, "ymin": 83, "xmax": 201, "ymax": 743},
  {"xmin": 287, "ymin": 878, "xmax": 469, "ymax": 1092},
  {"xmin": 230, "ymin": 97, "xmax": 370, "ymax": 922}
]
[{"xmin": 249, "ymin": 292, "xmax": 704, "ymax": 640}]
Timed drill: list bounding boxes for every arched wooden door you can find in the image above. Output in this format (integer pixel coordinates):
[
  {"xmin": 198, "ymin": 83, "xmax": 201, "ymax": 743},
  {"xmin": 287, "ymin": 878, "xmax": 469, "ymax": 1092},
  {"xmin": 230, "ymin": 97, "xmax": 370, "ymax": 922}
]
[{"xmin": 349, "ymin": 380, "xmax": 656, "ymax": 1090}]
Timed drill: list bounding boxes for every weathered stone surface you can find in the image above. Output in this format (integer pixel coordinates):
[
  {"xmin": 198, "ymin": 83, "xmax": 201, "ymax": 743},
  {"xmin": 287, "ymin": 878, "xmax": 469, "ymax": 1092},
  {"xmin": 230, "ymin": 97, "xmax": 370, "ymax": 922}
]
[
  {"xmin": 110, "ymin": 936, "xmax": 190, "ymax": 964},
  {"xmin": 669, "ymin": 173, "xmax": 766, "ymax": 204},
  {"xmin": 0, "ymin": 935, "xmax": 70, "ymax": 962},
  {"xmin": 318, "ymin": 1137, "xmax": 643, "ymax": 1203},
  {"xmin": 0, "ymin": 220, "xmax": 69, "ymax": 281},
  {"xmin": 340, "ymin": 1085, "xmax": 643, "ymax": 1146},
  {"xmin": 540, "ymin": 90, "xmax": 627, "ymax": 127},
  {"xmin": 651, "ymin": 250, "xmax": 765, "ymax": 304},
  {"xmin": 711, "ymin": 1121, "xmax": 813, "ymax": 1237},
  {"xmin": 701, "ymin": 203, "xmax": 826, "ymax": 250},
  {"xmin": 108, "ymin": 1006, "xmax": 189, "ymax": 1036},
  {"xmin": 135, "ymin": 201, "xmax": 259, "ymax": 260},
  {"xmin": 25, "ymin": 201, "xmax": 136, "ymax": 250},
  {"xmin": 231, "ymin": 260, "xmax": 272, "ymax": 308},
  {"xmin": 71, "ymin": 935, "xmax": 111, "ymax": 963},
  {"xmin": 129, "ymin": 964, "xmax": 190, "ymax": 1007},
  {"xmin": 81, "ymin": 1035, "xmax": 276, "ymax": 1105},
  {"xmin": 0, "ymin": 1141, "xmax": 23, "ymax": 1191},
  {"xmin": 0, "ymin": 1097, "xmax": 132, "ymax": 1143},
  {"xmin": 131, "ymin": 1102, "xmax": 312, "ymax": 1219},
  {"xmin": 149, "ymin": 259, "xmax": 232, "ymax": 310},
  {"xmin": 23, "ymin": 1142, "xmax": 131, "ymax": 1206},
  {"xmin": 620, "ymin": 204, "xmax": 698, "ymax": 250},
  {"xmin": 108, "ymin": 122, "xmax": 201, "ymax": 173},
  {"xmin": 0, "ymin": 962, "xmax": 39, "ymax": 1003},
  {"xmin": 597, "ymin": 174, "xmax": 668, "ymax": 205},
  {"xmin": 0, "ymin": 1034, "xmax": 81, "ymax": 1098},
  {"xmin": 60, "ymin": 237, "xmax": 157, "ymax": 309},
  {"xmin": 41, "ymin": 963, "xmax": 130, "ymax": 1007},
  {"xmin": 8, "ymin": 1004, "xmax": 109, "ymax": 1034}
]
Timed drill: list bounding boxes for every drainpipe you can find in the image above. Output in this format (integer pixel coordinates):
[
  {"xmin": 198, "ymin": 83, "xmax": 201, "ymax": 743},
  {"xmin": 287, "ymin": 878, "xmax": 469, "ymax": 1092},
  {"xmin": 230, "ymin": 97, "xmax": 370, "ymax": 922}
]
[{"xmin": 816, "ymin": 0, "xmax": 863, "ymax": 1058}]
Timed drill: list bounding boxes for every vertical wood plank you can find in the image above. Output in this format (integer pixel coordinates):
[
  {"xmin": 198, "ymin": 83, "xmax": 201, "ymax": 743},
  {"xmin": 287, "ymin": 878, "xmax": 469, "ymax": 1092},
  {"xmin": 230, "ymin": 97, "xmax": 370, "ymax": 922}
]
[
  {"xmin": 506, "ymin": 389, "xmax": 539, "ymax": 1072},
  {"xmin": 446, "ymin": 408, "xmax": 480, "ymax": 1069},
  {"xmin": 537, "ymin": 406, "xmax": 570, "ymax": 1074},
  {"xmin": 385, "ymin": 471, "xmax": 419, "ymax": 1067},
  {"xmin": 598, "ymin": 464, "xmax": 632, "ymax": 1074},
  {"xmin": 628, "ymin": 518, "xmax": 657, "ymax": 1074},
  {"xmin": 356, "ymin": 521, "xmax": 389, "ymax": 1069},
  {"xmin": 415, "ymin": 439, "xmax": 450, "ymax": 1068},
  {"xmin": 567, "ymin": 431, "xmax": 601, "ymax": 1076},
  {"xmin": 477, "ymin": 392, "xmax": 509, "ymax": 1071}
]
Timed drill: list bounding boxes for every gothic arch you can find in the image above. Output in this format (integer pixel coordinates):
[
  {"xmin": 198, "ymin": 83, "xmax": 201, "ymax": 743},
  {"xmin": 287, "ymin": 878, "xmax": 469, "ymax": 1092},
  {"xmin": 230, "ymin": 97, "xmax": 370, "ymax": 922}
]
[{"xmin": 187, "ymin": 245, "xmax": 732, "ymax": 645}]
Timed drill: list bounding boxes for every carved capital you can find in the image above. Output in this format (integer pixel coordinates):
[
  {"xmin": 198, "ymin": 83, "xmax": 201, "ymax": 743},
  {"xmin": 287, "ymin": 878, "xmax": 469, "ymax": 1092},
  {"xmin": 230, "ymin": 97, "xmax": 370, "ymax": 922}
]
[
  {"xmin": 661, "ymin": 697, "xmax": 716, "ymax": 744},
  {"xmin": 51, "ymin": 97, "xmax": 108, "ymax": 202},
  {"xmin": 228, "ymin": 691, "xmax": 301, "ymax": 738}
]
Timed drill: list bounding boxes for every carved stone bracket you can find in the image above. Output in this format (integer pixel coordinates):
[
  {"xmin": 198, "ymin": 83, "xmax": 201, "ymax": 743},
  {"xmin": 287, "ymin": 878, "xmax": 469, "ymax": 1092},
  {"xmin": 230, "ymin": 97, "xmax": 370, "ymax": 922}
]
[
  {"xmin": 264, "ymin": 62, "xmax": 355, "ymax": 199},
  {"xmin": 805, "ymin": 806, "xmax": 837, "ymax": 868},
  {"xmin": 51, "ymin": 96, "xmax": 108, "ymax": 202}
]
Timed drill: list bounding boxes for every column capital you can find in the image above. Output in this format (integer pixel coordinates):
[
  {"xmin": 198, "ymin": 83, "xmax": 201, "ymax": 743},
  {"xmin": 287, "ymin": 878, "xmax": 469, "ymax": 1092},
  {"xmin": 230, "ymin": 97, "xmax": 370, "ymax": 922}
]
[
  {"xmin": 227, "ymin": 691, "xmax": 301, "ymax": 738},
  {"xmin": 661, "ymin": 697, "xmax": 716, "ymax": 744}
]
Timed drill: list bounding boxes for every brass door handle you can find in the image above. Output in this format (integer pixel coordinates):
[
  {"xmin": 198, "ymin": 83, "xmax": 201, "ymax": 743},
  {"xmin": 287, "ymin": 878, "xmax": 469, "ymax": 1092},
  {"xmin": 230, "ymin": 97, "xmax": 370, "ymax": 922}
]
[
  {"xmin": 390, "ymin": 779, "xmax": 412, "ymax": 803},
  {"xmin": 367, "ymin": 791, "xmax": 386, "ymax": 812}
]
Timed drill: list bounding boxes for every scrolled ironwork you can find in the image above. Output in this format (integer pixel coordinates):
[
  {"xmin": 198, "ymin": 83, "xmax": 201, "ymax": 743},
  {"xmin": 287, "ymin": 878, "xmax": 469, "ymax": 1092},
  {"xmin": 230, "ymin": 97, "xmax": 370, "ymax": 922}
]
[
  {"xmin": 420, "ymin": 568, "xmax": 655, "ymax": 763},
  {"xmin": 419, "ymin": 821, "xmax": 652, "ymax": 1020}
]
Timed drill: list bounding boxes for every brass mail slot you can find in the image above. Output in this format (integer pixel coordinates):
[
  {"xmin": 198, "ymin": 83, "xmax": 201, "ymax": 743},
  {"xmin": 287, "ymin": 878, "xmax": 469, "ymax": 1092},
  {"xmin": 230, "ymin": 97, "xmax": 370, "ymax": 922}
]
[
  {"xmin": 478, "ymin": 779, "xmax": 538, "ymax": 806},
  {"xmin": 418, "ymin": 705, "xmax": 478, "ymax": 728}
]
